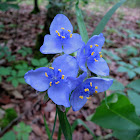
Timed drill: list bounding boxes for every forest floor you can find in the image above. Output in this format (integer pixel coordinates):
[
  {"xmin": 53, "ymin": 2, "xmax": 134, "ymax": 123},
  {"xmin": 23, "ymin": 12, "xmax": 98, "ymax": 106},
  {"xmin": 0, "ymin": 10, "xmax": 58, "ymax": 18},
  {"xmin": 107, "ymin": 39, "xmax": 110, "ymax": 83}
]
[{"xmin": 0, "ymin": 3, "xmax": 140, "ymax": 140}]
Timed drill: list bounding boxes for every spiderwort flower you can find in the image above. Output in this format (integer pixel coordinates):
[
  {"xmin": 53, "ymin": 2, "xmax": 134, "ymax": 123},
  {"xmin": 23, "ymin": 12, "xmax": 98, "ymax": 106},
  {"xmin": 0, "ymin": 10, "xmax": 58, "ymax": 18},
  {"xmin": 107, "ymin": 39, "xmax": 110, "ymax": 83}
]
[
  {"xmin": 40, "ymin": 14, "xmax": 84, "ymax": 54},
  {"xmin": 24, "ymin": 54, "xmax": 78, "ymax": 107},
  {"xmin": 70, "ymin": 76, "xmax": 113, "ymax": 111},
  {"xmin": 77, "ymin": 33, "xmax": 109, "ymax": 76}
]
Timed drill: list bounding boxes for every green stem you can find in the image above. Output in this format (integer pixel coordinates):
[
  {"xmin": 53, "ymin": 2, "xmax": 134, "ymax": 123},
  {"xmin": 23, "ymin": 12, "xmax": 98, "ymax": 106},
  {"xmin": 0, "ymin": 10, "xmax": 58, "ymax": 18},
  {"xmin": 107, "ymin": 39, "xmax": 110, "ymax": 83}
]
[
  {"xmin": 57, "ymin": 125, "xmax": 62, "ymax": 140},
  {"xmin": 50, "ymin": 107, "xmax": 58, "ymax": 139},
  {"xmin": 105, "ymin": 91, "xmax": 109, "ymax": 109},
  {"xmin": 43, "ymin": 115, "xmax": 51, "ymax": 140}
]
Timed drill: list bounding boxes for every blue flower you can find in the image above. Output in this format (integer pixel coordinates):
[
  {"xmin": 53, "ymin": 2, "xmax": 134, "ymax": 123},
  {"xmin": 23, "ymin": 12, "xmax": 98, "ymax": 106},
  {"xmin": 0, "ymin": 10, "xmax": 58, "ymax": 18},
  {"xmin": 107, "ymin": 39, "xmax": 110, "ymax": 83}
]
[
  {"xmin": 70, "ymin": 76, "xmax": 113, "ymax": 111},
  {"xmin": 24, "ymin": 54, "xmax": 79, "ymax": 107},
  {"xmin": 77, "ymin": 33, "xmax": 109, "ymax": 76},
  {"xmin": 40, "ymin": 14, "xmax": 84, "ymax": 54}
]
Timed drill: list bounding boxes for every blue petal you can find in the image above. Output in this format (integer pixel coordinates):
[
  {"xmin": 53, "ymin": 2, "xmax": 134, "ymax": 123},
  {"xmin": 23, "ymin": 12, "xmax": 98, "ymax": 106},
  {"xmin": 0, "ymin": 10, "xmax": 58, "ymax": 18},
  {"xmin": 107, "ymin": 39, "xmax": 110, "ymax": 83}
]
[
  {"xmin": 24, "ymin": 67, "xmax": 51, "ymax": 92},
  {"xmin": 52, "ymin": 54, "xmax": 78, "ymax": 78},
  {"xmin": 40, "ymin": 35, "xmax": 62, "ymax": 54},
  {"xmin": 62, "ymin": 33, "xmax": 84, "ymax": 54},
  {"xmin": 87, "ymin": 57, "xmax": 109, "ymax": 76},
  {"xmin": 70, "ymin": 86, "xmax": 87, "ymax": 111},
  {"xmin": 50, "ymin": 14, "xmax": 73, "ymax": 36},
  {"xmin": 86, "ymin": 33, "xmax": 105, "ymax": 55},
  {"xmin": 84, "ymin": 77, "xmax": 113, "ymax": 93},
  {"xmin": 67, "ymin": 72, "xmax": 87, "ymax": 90},
  {"xmin": 48, "ymin": 82, "xmax": 71, "ymax": 107},
  {"xmin": 77, "ymin": 45, "xmax": 87, "ymax": 72}
]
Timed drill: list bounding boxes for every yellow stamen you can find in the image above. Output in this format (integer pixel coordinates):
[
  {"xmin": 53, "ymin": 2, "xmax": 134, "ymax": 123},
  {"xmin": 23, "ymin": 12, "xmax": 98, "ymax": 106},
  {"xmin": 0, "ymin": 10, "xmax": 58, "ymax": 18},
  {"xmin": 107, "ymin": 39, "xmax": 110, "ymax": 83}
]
[
  {"xmin": 100, "ymin": 55, "xmax": 102, "ymax": 58},
  {"xmin": 95, "ymin": 86, "xmax": 98, "ymax": 89},
  {"xmin": 45, "ymin": 72, "xmax": 48, "ymax": 77},
  {"xmin": 61, "ymin": 75, "xmax": 65, "ymax": 79},
  {"xmin": 91, "ymin": 52, "xmax": 94, "ymax": 56},
  {"xmin": 86, "ymin": 97, "xmax": 91, "ymax": 99},
  {"xmin": 61, "ymin": 36, "xmax": 65, "ymax": 38},
  {"xmin": 58, "ymin": 69, "xmax": 62, "ymax": 72},
  {"xmin": 95, "ymin": 44, "xmax": 99, "ymax": 47},
  {"xmin": 49, "ymin": 67, "xmax": 54, "ymax": 70},
  {"xmin": 61, "ymin": 27, "xmax": 64, "ymax": 30},
  {"xmin": 99, "ymin": 52, "xmax": 102, "ymax": 54},
  {"xmin": 90, "ymin": 82, "xmax": 92, "ymax": 87},
  {"xmin": 79, "ymin": 96, "xmax": 83, "ymax": 99},
  {"xmin": 58, "ymin": 33, "xmax": 60, "ymax": 36},
  {"xmin": 55, "ymin": 81, "xmax": 60, "ymax": 84},
  {"xmin": 95, "ymin": 90, "xmax": 98, "ymax": 93},
  {"xmin": 49, "ymin": 82, "xmax": 52, "ymax": 86},
  {"xmin": 94, "ymin": 58, "xmax": 98, "ymax": 62},
  {"xmin": 55, "ymin": 30, "xmax": 58, "ymax": 33},
  {"xmin": 70, "ymin": 34, "xmax": 72, "ymax": 38},
  {"xmin": 68, "ymin": 30, "xmax": 71, "ymax": 32},
  {"xmin": 84, "ymin": 88, "xmax": 89, "ymax": 92},
  {"xmin": 90, "ymin": 45, "xmax": 93, "ymax": 48}
]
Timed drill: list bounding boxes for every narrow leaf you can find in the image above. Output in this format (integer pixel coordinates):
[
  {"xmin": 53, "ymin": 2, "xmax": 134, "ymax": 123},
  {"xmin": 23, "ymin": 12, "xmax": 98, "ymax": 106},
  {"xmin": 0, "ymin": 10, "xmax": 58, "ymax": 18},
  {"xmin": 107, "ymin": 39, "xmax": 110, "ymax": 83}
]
[
  {"xmin": 57, "ymin": 106, "xmax": 72, "ymax": 140},
  {"xmin": 92, "ymin": 0, "xmax": 126, "ymax": 36},
  {"xmin": 75, "ymin": 0, "xmax": 89, "ymax": 43}
]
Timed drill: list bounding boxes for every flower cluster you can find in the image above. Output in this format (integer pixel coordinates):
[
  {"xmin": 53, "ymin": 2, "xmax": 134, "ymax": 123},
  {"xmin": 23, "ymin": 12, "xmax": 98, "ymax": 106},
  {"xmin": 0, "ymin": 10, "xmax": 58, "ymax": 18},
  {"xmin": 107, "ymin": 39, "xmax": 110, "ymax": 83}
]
[{"xmin": 24, "ymin": 14, "xmax": 113, "ymax": 111}]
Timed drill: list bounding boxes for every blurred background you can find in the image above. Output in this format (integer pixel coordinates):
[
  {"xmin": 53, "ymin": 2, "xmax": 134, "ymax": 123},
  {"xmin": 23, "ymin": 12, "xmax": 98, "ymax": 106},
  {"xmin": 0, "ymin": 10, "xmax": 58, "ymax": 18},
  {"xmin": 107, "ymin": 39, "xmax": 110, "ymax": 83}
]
[{"xmin": 0, "ymin": 0, "xmax": 140, "ymax": 139}]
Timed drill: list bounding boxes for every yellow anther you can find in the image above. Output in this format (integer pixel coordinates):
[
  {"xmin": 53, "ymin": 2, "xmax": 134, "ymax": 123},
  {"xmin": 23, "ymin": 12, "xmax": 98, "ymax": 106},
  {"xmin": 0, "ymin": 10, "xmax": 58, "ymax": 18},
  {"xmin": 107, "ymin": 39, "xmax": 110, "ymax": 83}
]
[
  {"xmin": 55, "ymin": 81, "xmax": 60, "ymax": 84},
  {"xmin": 99, "ymin": 52, "xmax": 102, "ymax": 54},
  {"xmin": 91, "ymin": 52, "xmax": 95, "ymax": 56},
  {"xmin": 68, "ymin": 30, "xmax": 71, "ymax": 32},
  {"xmin": 100, "ymin": 55, "xmax": 102, "ymax": 58},
  {"xmin": 61, "ymin": 36, "xmax": 65, "ymax": 38},
  {"xmin": 86, "ymin": 97, "xmax": 91, "ymax": 99},
  {"xmin": 90, "ymin": 45, "xmax": 93, "ymax": 48},
  {"xmin": 55, "ymin": 30, "xmax": 58, "ymax": 33},
  {"xmin": 70, "ymin": 34, "xmax": 72, "ymax": 38},
  {"xmin": 94, "ymin": 58, "xmax": 98, "ymax": 62},
  {"xmin": 95, "ymin": 86, "xmax": 98, "ymax": 89},
  {"xmin": 61, "ymin": 75, "xmax": 65, "ymax": 79},
  {"xmin": 84, "ymin": 88, "xmax": 89, "ymax": 92},
  {"xmin": 90, "ymin": 82, "xmax": 92, "ymax": 87},
  {"xmin": 79, "ymin": 96, "xmax": 83, "ymax": 99},
  {"xmin": 95, "ymin": 90, "xmax": 98, "ymax": 93},
  {"xmin": 61, "ymin": 27, "xmax": 64, "ymax": 30},
  {"xmin": 58, "ymin": 33, "xmax": 60, "ymax": 36},
  {"xmin": 95, "ymin": 44, "xmax": 99, "ymax": 47},
  {"xmin": 49, "ymin": 67, "xmax": 54, "ymax": 70},
  {"xmin": 49, "ymin": 82, "xmax": 52, "ymax": 86},
  {"xmin": 45, "ymin": 72, "xmax": 48, "ymax": 77},
  {"xmin": 58, "ymin": 69, "xmax": 62, "ymax": 72}
]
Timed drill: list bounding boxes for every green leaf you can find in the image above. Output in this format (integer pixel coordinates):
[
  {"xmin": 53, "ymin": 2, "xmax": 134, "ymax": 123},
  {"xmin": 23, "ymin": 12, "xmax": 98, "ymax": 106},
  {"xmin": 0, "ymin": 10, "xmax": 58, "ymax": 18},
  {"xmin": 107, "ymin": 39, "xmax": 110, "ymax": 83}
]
[
  {"xmin": 92, "ymin": 0, "xmax": 126, "ymax": 36},
  {"xmin": 39, "ymin": 58, "xmax": 48, "ymax": 66},
  {"xmin": 88, "ymin": 93, "xmax": 140, "ymax": 130},
  {"xmin": 75, "ymin": 0, "xmax": 88, "ymax": 43},
  {"xmin": 127, "ymin": 90, "xmax": 140, "ymax": 116},
  {"xmin": 12, "ymin": 79, "xmax": 18, "ymax": 87},
  {"xmin": 71, "ymin": 119, "xmax": 96, "ymax": 139},
  {"xmin": 127, "ymin": 79, "xmax": 140, "ymax": 93},
  {"xmin": 17, "ymin": 78, "xmax": 26, "ymax": 84},
  {"xmin": 1, "ymin": 131, "xmax": 16, "ymax": 140},
  {"xmin": 108, "ymin": 79, "xmax": 124, "ymax": 91},
  {"xmin": 17, "ymin": 70, "xmax": 26, "ymax": 77},
  {"xmin": 0, "ymin": 76, "xmax": 2, "ymax": 82},
  {"xmin": 113, "ymin": 130, "xmax": 140, "ymax": 140},
  {"xmin": 134, "ymin": 67, "xmax": 140, "ymax": 74},
  {"xmin": 0, "ymin": 67, "xmax": 11, "ymax": 76},
  {"xmin": 57, "ymin": 106, "xmax": 72, "ymax": 140},
  {"xmin": 31, "ymin": 58, "xmax": 40, "ymax": 66},
  {"xmin": 11, "ymin": 70, "xmax": 17, "ymax": 76}
]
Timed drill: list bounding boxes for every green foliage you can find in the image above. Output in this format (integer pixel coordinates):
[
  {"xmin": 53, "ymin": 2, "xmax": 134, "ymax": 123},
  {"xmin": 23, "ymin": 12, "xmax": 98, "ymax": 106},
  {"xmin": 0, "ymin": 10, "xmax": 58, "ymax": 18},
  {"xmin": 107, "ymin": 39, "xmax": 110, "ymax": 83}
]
[
  {"xmin": 88, "ymin": 93, "xmax": 140, "ymax": 139},
  {"xmin": 0, "ymin": 24, "xmax": 5, "ymax": 32},
  {"xmin": 0, "ymin": 0, "xmax": 19, "ymax": 11},
  {"xmin": 124, "ymin": 29, "xmax": 140, "ymax": 39},
  {"xmin": 31, "ymin": 57, "xmax": 48, "ymax": 67},
  {"xmin": 0, "ymin": 108, "xmax": 17, "ymax": 129},
  {"xmin": 92, "ymin": 0, "xmax": 126, "ymax": 36},
  {"xmin": 1, "ymin": 122, "xmax": 32, "ymax": 140},
  {"xmin": 126, "ymin": 79, "xmax": 140, "ymax": 93},
  {"xmin": 17, "ymin": 46, "xmax": 32, "ymax": 57},
  {"xmin": 75, "ymin": 0, "xmax": 89, "ymax": 43},
  {"xmin": 0, "ymin": 46, "xmax": 16, "ymax": 62}
]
